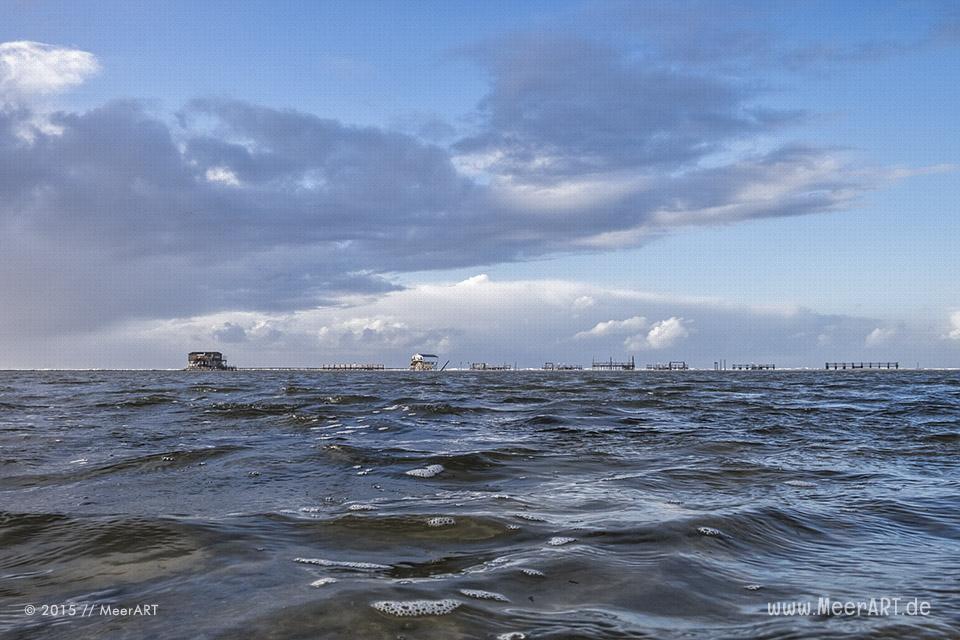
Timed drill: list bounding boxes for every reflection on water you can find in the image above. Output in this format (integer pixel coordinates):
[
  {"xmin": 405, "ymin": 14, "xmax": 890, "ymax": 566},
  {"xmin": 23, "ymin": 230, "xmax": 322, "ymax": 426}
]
[{"xmin": 2, "ymin": 370, "xmax": 959, "ymax": 638}]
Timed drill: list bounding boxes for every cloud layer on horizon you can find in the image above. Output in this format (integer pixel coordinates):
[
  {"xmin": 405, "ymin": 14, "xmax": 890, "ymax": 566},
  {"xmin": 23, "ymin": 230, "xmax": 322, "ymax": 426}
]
[{"xmin": 4, "ymin": 274, "xmax": 953, "ymax": 369}]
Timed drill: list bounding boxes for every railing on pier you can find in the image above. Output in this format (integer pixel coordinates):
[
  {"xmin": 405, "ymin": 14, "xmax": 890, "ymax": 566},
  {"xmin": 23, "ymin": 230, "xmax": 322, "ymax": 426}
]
[
  {"xmin": 825, "ymin": 362, "xmax": 898, "ymax": 370},
  {"xmin": 730, "ymin": 363, "xmax": 776, "ymax": 370},
  {"xmin": 646, "ymin": 361, "xmax": 688, "ymax": 371},
  {"xmin": 592, "ymin": 356, "xmax": 636, "ymax": 371},
  {"xmin": 543, "ymin": 362, "xmax": 583, "ymax": 370}
]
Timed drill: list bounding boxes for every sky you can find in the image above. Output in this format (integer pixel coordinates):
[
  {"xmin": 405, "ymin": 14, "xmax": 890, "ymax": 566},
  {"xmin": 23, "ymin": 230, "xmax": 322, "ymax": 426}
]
[{"xmin": 1, "ymin": 0, "xmax": 959, "ymax": 369}]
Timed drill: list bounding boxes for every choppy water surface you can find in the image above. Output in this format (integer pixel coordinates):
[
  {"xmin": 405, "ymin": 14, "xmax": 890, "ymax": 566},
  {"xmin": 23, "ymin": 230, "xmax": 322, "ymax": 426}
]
[{"xmin": 2, "ymin": 371, "xmax": 959, "ymax": 639}]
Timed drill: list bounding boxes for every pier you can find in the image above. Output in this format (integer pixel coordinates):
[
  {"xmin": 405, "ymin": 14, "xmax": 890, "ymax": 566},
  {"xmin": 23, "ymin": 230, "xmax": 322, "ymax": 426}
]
[
  {"xmin": 730, "ymin": 363, "xmax": 776, "ymax": 370},
  {"xmin": 470, "ymin": 362, "xmax": 513, "ymax": 371},
  {"xmin": 826, "ymin": 362, "xmax": 899, "ymax": 370},
  {"xmin": 543, "ymin": 362, "xmax": 583, "ymax": 370},
  {"xmin": 241, "ymin": 364, "xmax": 385, "ymax": 371},
  {"xmin": 646, "ymin": 361, "xmax": 688, "ymax": 371},
  {"xmin": 592, "ymin": 356, "xmax": 636, "ymax": 371}
]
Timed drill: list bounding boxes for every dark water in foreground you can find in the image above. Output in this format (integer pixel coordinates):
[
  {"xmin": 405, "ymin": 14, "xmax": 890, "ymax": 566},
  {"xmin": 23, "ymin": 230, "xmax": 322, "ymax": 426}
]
[{"xmin": 1, "ymin": 371, "xmax": 959, "ymax": 639}]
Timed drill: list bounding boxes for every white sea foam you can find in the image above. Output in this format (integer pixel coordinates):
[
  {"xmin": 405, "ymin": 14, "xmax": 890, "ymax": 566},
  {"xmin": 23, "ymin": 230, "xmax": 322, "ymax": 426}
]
[
  {"xmin": 744, "ymin": 584, "xmax": 762, "ymax": 591},
  {"xmin": 294, "ymin": 557, "xmax": 390, "ymax": 570},
  {"xmin": 298, "ymin": 506, "xmax": 323, "ymax": 513},
  {"xmin": 696, "ymin": 526, "xmax": 723, "ymax": 537},
  {"xmin": 547, "ymin": 536, "xmax": 576, "ymax": 546},
  {"xmin": 497, "ymin": 633, "xmax": 526, "ymax": 640},
  {"xmin": 310, "ymin": 577, "xmax": 338, "ymax": 587},
  {"xmin": 784, "ymin": 480, "xmax": 816, "ymax": 487},
  {"xmin": 347, "ymin": 503, "xmax": 375, "ymax": 511},
  {"xmin": 459, "ymin": 589, "xmax": 509, "ymax": 602},
  {"xmin": 427, "ymin": 516, "xmax": 456, "ymax": 527},
  {"xmin": 406, "ymin": 464, "xmax": 444, "ymax": 478},
  {"xmin": 520, "ymin": 568, "xmax": 545, "ymax": 577},
  {"xmin": 371, "ymin": 599, "xmax": 461, "ymax": 617}
]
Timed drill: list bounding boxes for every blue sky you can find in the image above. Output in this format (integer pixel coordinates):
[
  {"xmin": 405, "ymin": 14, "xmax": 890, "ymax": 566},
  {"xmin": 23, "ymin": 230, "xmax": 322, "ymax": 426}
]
[{"xmin": 1, "ymin": 1, "xmax": 959, "ymax": 368}]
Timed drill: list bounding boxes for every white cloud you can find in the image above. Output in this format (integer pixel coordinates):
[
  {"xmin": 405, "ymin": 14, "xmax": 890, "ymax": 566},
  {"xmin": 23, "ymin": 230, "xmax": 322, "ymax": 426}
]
[
  {"xmin": 626, "ymin": 316, "xmax": 690, "ymax": 350},
  {"xmin": 573, "ymin": 295, "xmax": 595, "ymax": 309},
  {"xmin": 949, "ymin": 312, "xmax": 960, "ymax": 340},
  {"xmin": 205, "ymin": 166, "xmax": 241, "ymax": 187},
  {"xmin": 0, "ymin": 41, "xmax": 99, "ymax": 98},
  {"xmin": 575, "ymin": 315, "xmax": 647, "ymax": 338},
  {"xmin": 865, "ymin": 326, "xmax": 895, "ymax": 347},
  {"xmin": 490, "ymin": 171, "xmax": 653, "ymax": 213},
  {"xmin": 7, "ymin": 274, "xmax": 948, "ymax": 368}
]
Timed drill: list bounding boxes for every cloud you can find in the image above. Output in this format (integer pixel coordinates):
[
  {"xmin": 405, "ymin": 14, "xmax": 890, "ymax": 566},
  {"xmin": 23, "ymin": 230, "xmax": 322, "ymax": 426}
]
[
  {"xmin": 0, "ymin": 41, "xmax": 99, "ymax": 99},
  {"xmin": 575, "ymin": 315, "xmax": 647, "ymax": 339},
  {"xmin": 949, "ymin": 312, "xmax": 960, "ymax": 340},
  {"xmin": 16, "ymin": 274, "xmax": 938, "ymax": 369},
  {"xmin": 594, "ymin": 2, "xmax": 960, "ymax": 72},
  {"xmin": 213, "ymin": 322, "xmax": 247, "ymax": 343},
  {"xmin": 626, "ymin": 316, "xmax": 691, "ymax": 350},
  {"xmin": 205, "ymin": 166, "xmax": 241, "ymax": 186},
  {"xmin": 2, "ymin": 97, "xmax": 894, "ymax": 338},
  {"xmin": 0, "ymin": 34, "xmax": 945, "ymax": 350},
  {"xmin": 865, "ymin": 326, "xmax": 895, "ymax": 347},
  {"xmin": 456, "ymin": 34, "xmax": 802, "ymax": 179}
]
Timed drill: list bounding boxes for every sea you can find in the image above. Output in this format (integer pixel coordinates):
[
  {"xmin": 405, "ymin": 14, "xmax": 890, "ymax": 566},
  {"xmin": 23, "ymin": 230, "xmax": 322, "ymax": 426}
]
[{"xmin": 1, "ymin": 370, "xmax": 958, "ymax": 639}]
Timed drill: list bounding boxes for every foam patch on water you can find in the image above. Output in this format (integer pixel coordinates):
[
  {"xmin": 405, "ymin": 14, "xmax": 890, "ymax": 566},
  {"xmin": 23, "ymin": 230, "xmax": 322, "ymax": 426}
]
[
  {"xmin": 547, "ymin": 536, "xmax": 576, "ymax": 546},
  {"xmin": 406, "ymin": 464, "xmax": 444, "ymax": 478},
  {"xmin": 521, "ymin": 568, "xmax": 545, "ymax": 577},
  {"xmin": 310, "ymin": 577, "xmax": 338, "ymax": 587},
  {"xmin": 371, "ymin": 599, "xmax": 461, "ymax": 617},
  {"xmin": 299, "ymin": 506, "xmax": 323, "ymax": 513},
  {"xmin": 497, "ymin": 633, "xmax": 526, "ymax": 640},
  {"xmin": 348, "ymin": 503, "xmax": 375, "ymax": 511},
  {"xmin": 459, "ymin": 589, "xmax": 509, "ymax": 602},
  {"xmin": 513, "ymin": 513, "xmax": 547, "ymax": 522},
  {"xmin": 427, "ymin": 516, "xmax": 456, "ymax": 527},
  {"xmin": 696, "ymin": 526, "xmax": 723, "ymax": 537},
  {"xmin": 294, "ymin": 557, "xmax": 390, "ymax": 570},
  {"xmin": 784, "ymin": 480, "xmax": 816, "ymax": 488},
  {"xmin": 744, "ymin": 584, "xmax": 762, "ymax": 591}
]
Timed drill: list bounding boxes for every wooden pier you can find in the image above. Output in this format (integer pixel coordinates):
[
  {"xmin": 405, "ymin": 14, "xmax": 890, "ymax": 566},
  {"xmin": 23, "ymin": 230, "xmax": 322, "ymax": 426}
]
[
  {"xmin": 543, "ymin": 362, "xmax": 583, "ymax": 370},
  {"xmin": 646, "ymin": 361, "xmax": 688, "ymax": 371},
  {"xmin": 730, "ymin": 363, "xmax": 776, "ymax": 370},
  {"xmin": 592, "ymin": 356, "xmax": 636, "ymax": 371},
  {"xmin": 470, "ymin": 362, "xmax": 513, "ymax": 371},
  {"xmin": 241, "ymin": 363, "xmax": 385, "ymax": 371},
  {"xmin": 825, "ymin": 362, "xmax": 899, "ymax": 370}
]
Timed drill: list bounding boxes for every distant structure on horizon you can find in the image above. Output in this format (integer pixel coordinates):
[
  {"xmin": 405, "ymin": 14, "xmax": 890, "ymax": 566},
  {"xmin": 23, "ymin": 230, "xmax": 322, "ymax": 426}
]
[
  {"xmin": 646, "ymin": 361, "xmax": 688, "ymax": 371},
  {"xmin": 410, "ymin": 353, "xmax": 439, "ymax": 370},
  {"xmin": 543, "ymin": 362, "xmax": 583, "ymax": 370},
  {"xmin": 592, "ymin": 356, "xmax": 636, "ymax": 371},
  {"xmin": 730, "ymin": 363, "xmax": 776, "ymax": 370},
  {"xmin": 470, "ymin": 362, "xmax": 513, "ymax": 371},
  {"xmin": 187, "ymin": 351, "xmax": 236, "ymax": 370},
  {"xmin": 825, "ymin": 362, "xmax": 899, "ymax": 370}
]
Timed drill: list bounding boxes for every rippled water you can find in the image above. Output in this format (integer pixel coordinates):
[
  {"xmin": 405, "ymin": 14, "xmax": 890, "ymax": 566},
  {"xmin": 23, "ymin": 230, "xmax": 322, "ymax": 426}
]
[{"xmin": 2, "ymin": 371, "xmax": 959, "ymax": 639}]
